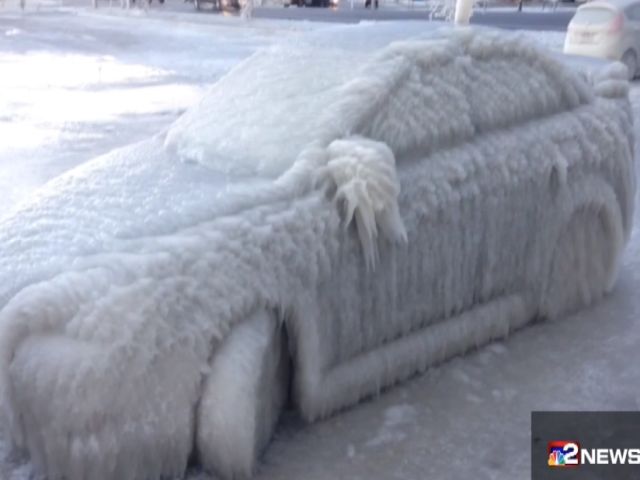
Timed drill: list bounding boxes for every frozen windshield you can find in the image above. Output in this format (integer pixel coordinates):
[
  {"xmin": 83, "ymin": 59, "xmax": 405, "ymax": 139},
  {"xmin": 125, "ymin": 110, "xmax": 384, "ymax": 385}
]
[{"xmin": 164, "ymin": 47, "xmax": 369, "ymax": 178}]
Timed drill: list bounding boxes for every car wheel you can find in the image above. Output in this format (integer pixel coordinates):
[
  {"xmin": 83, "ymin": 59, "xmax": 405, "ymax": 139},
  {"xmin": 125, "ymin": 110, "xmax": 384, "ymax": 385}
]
[
  {"xmin": 196, "ymin": 310, "xmax": 290, "ymax": 479},
  {"xmin": 622, "ymin": 50, "xmax": 637, "ymax": 80},
  {"xmin": 541, "ymin": 204, "xmax": 622, "ymax": 319}
]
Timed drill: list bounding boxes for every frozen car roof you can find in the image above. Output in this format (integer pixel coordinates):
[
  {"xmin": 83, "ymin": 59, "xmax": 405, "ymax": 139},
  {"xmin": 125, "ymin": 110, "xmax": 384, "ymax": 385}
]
[{"xmin": 164, "ymin": 28, "xmax": 594, "ymax": 179}]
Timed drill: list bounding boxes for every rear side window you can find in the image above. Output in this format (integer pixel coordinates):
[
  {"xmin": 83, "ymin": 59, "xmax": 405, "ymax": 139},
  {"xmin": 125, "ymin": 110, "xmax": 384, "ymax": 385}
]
[{"xmin": 573, "ymin": 6, "xmax": 616, "ymax": 24}]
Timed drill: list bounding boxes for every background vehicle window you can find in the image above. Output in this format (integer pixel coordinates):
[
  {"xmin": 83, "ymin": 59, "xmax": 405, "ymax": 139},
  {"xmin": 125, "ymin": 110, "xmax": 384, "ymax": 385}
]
[{"xmin": 573, "ymin": 7, "xmax": 616, "ymax": 24}]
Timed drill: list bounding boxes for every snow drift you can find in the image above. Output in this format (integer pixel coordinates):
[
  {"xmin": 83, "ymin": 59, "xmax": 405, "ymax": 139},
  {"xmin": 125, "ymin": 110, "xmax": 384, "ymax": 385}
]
[{"xmin": 0, "ymin": 28, "xmax": 634, "ymax": 480}]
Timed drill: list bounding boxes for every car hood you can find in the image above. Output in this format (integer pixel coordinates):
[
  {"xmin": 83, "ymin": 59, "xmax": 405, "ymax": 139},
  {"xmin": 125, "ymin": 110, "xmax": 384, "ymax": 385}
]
[{"xmin": 0, "ymin": 135, "xmax": 276, "ymax": 310}]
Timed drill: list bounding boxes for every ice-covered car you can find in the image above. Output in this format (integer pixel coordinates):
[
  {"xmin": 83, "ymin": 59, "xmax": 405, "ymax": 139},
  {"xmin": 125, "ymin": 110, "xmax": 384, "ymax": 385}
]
[{"xmin": 0, "ymin": 29, "xmax": 635, "ymax": 480}]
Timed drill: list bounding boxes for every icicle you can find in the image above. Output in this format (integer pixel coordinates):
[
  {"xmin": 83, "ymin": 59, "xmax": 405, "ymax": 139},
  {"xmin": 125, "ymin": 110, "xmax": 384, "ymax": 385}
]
[{"xmin": 325, "ymin": 136, "xmax": 408, "ymax": 269}]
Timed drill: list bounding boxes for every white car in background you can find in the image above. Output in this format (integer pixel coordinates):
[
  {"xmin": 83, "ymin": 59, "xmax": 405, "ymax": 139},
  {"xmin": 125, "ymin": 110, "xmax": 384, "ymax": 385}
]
[
  {"xmin": 564, "ymin": 0, "xmax": 640, "ymax": 79},
  {"xmin": 0, "ymin": 28, "xmax": 634, "ymax": 480}
]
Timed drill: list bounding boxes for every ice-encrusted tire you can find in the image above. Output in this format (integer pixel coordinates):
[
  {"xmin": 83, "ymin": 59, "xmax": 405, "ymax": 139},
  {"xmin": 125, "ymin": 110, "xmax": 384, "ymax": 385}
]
[
  {"xmin": 196, "ymin": 310, "xmax": 289, "ymax": 479},
  {"xmin": 5, "ymin": 334, "xmax": 199, "ymax": 480},
  {"xmin": 541, "ymin": 200, "xmax": 624, "ymax": 320}
]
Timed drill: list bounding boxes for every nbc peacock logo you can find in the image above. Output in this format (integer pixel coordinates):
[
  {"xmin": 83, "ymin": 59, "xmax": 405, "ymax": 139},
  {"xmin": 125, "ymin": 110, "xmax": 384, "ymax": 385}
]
[{"xmin": 548, "ymin": 441, "xmax": 580, "ymax": 467}]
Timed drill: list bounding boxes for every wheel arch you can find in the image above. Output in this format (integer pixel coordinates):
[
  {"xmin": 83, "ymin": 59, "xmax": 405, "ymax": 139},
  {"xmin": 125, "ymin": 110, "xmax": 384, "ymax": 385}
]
[
  {"xmin": 277, "ymin": 299, "xmax": 327, "ymax": 421},
  {"xmin": 538, "ymin": 174, "xmax": 625, "ymax": 319}
]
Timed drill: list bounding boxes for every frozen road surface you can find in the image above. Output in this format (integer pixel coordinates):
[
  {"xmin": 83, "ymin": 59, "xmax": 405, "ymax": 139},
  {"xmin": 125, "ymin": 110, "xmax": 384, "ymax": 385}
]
[{"xmin": 0, "ymin": 5, "xmax": 638, "ymax": 480}]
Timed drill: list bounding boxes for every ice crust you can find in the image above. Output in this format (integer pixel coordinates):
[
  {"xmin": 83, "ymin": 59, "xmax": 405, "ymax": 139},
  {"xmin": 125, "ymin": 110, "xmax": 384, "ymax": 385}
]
[
  {"xmin": 325, "ymin": 136, "xmax": 407, "ymax": 269},
  {"xmin": 0, "ymin": 29, "xmax": 635, "ymax": 480}
]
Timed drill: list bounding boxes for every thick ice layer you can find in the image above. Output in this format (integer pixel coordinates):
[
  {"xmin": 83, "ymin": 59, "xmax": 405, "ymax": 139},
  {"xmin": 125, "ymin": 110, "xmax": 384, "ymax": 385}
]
[
  {"xmin": 165, "ymin": 28, "xmax": 596, "ymax": 181},
  {"xmin": 164, "ymin": 48, "xmax": 369, "ymax": 178},
  {"xmin": 325, "ymin": 136, "xmax": 407, "ymax": 269},
  {"xmin": 0, "ymin": 29, "xmax": 634, "ymax": 480}
]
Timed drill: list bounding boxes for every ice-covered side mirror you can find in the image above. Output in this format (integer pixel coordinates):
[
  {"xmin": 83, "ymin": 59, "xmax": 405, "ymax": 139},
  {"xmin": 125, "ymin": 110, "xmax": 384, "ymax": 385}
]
[{"xmin": 324, "ymin": 136, "xmax": 407, "ymax": 270}]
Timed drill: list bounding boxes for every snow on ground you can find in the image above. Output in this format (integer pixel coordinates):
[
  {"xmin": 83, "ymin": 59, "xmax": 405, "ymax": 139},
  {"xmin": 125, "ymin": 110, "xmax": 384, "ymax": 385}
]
[
  {"xmin": 0, "ymin": 5, "xmax": 313, "ymax": 208},
  {"xmin": 0, "ymin": 5, "xmax": 638, "ymax": 480}
]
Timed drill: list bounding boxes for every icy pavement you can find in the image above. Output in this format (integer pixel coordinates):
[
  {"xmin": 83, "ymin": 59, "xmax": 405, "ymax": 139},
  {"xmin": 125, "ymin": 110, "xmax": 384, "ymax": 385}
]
[
  {"xmin": 0, "ymin": 7, "xmax": 637, "ymax": 480},
  {"xmin": 0, "ymin": 6, "xmax": 309, "ymax": 208}
]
